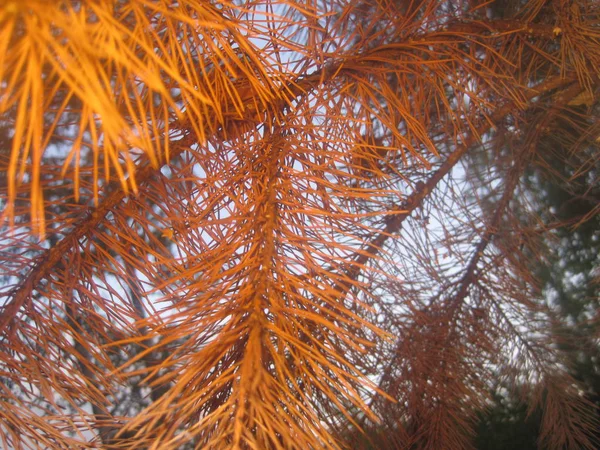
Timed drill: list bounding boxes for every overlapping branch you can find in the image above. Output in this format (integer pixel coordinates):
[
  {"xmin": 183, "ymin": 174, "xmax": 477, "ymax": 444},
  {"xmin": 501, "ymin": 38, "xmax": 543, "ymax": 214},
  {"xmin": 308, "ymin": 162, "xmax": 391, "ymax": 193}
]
[{"xmin": 1, "ymin": 2, "xmax": 599, "ymax": 448}]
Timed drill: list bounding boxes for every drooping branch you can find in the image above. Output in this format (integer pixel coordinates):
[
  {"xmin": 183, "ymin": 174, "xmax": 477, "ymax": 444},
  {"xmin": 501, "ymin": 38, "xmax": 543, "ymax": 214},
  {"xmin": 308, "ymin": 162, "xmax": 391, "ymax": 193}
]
[
  {"xmin": 362, "ymin": 120, "xmax": 530, "ymax": 412},
  {"xmin": 359, "ymin": 78, "xmax": 600, "ymax": 448},
  {"xmin": 0, "ymin": 136, "xmax": 200, "ymax": 335},
  {"xmin": 332, "ymin": 74, "xmax": 578, "ymax": 302}
]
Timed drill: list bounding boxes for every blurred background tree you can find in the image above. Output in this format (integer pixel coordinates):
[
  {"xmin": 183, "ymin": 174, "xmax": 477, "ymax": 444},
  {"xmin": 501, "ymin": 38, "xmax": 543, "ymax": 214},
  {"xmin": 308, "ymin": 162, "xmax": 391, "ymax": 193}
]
[{"xmin": 473, "ymin": 99, "xmax": 600, "ymax": 450}]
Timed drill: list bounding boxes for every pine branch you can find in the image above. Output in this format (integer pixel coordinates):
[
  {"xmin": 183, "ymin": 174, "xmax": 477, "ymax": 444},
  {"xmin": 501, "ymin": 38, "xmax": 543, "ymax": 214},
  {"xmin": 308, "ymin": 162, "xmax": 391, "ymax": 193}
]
[
  {"xmin": 330, "ymin": 74, "xmax": 577, "ymax": 304},
  {"xmin": 1, "ymin": 2, "xmax": 599, "ymax": 448}
]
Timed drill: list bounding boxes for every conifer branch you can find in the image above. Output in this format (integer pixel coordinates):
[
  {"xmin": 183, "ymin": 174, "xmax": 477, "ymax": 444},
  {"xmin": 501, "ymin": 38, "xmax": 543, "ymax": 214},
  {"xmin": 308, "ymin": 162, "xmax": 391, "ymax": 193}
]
[{"xmin": 333, "ymin": 74, "xmax": 577, "ymax": 301}]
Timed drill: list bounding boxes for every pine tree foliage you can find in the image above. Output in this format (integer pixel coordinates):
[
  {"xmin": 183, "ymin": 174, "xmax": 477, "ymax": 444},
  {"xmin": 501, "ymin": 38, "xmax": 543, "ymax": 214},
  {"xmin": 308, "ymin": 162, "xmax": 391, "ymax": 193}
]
[{"xmin": 0, "ymin": 0, "xmax": 599, "ymax": 448}]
